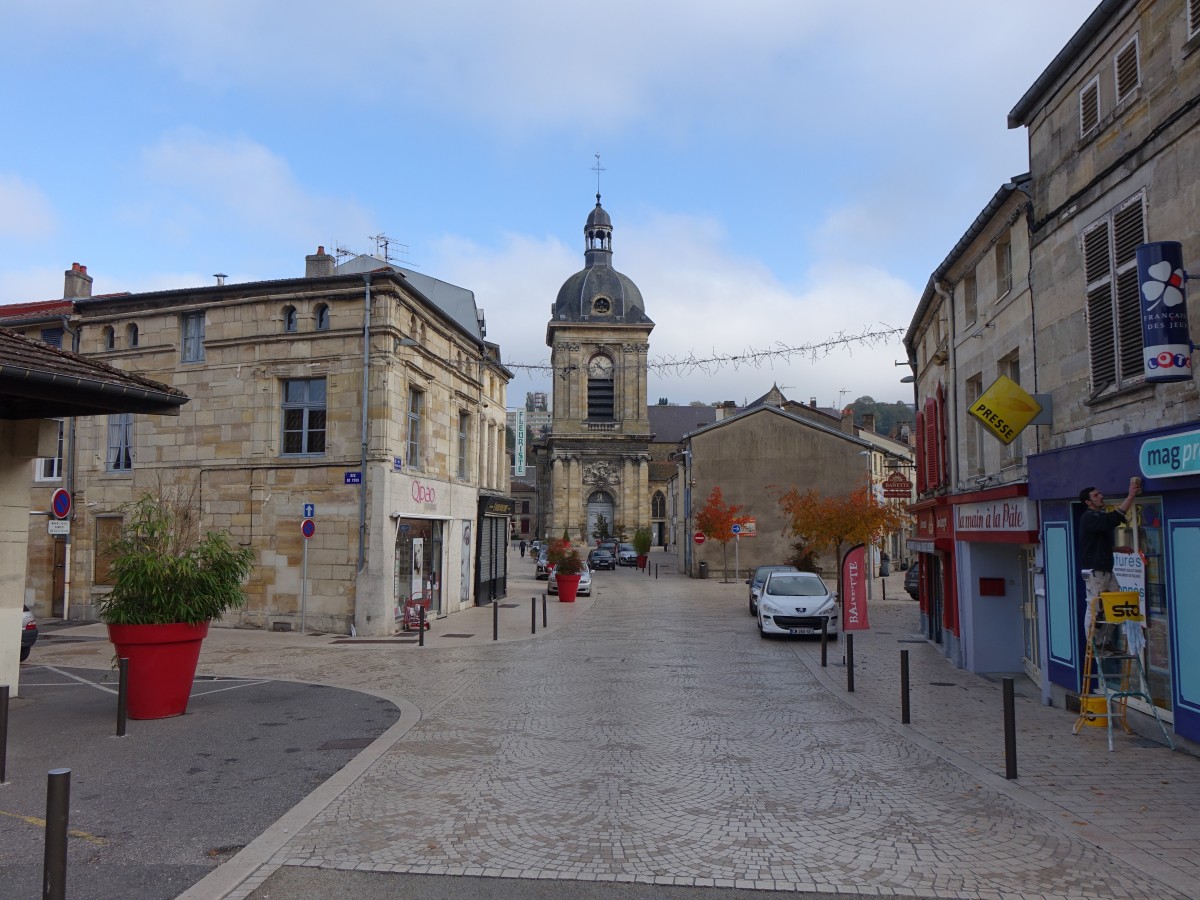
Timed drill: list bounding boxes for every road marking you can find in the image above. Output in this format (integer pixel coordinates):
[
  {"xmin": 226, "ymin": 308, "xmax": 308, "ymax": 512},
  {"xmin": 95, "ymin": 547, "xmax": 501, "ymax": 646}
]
[{"xmin": 0, "ymin": 809, "xmax": 108, "ymax": 845}]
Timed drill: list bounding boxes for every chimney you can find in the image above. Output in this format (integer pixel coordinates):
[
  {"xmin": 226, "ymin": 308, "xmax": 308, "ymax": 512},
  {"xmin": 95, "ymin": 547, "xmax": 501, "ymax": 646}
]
[
  {"xmin": 306, "ymin": 245, "xmax": 336, "ymax": 278},
  {"xmin": 809, "ymin": 397, "xmax": 817, "ymax": 408},
  {"xmin": 64, "ymin": 262, "xmax": 92, "ymax": 299},
  {"xmin": 841, "ymin": 409, "xmax": 857, "ymax": 434},
  {"xmin": 862, "ymin": 413, "xmax": 877, "ymax": 433}
]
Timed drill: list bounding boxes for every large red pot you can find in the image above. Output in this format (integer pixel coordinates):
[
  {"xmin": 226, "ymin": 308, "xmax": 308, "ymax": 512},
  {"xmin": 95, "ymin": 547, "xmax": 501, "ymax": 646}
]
[
  {"xmin": 106, "ymin": 622, "xmax": 209, "ymax": 719},
  {"xmin": 556, "ymin": 574, "xmax": 582, "ymax": 603}
]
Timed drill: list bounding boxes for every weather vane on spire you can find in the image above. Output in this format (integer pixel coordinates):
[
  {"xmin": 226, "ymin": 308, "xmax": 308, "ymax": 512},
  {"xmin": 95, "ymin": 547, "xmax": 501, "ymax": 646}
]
[{"xmin": 592, "ymin": 152, "xmax": 605, "ymax": 202}]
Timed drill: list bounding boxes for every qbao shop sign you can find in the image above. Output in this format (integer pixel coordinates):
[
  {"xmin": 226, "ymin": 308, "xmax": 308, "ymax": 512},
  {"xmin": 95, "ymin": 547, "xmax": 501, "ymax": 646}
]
[{"xmin": 1136, "ymin": 241, "xmax": 1192, "ymax": 383}]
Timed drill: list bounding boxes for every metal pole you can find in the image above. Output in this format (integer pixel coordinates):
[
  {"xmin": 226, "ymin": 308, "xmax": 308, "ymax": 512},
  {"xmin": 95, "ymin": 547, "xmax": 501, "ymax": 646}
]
[
  {"xmin": 900, "ymin": 650, "xmax": 910, "ymax": 724},
  {"xmin": 44, "ymin": 767, "xmax": 71, "ymax": 900},
  {"xmin": 820, "ymin": 619, "xmax": 828, "ymax": 667},
  {"xmin": 0, "ymin": 685, "xmax": 8, "ymax": 784},
  {"xmin": 542, "ymin": 593, "xmax": 547, "ymax": 628},
  {"xmin": 531, "ymin": 597, "xmax": 537, "ymax": 635},
  {"xmin": 418, "ymin": 605, "xmax": 425, "ymax": 647},
  {"xmin": 492, "ymin": 600, "xmax": 498, "ymax": 641},
  {"xmin": 655, "ymin": 563, "xmax": 658, "ymax": 579},
  {"xmin": 881, "ymin": 576, "xmax": 887, "ymax": 600},
  {"xmin": 846, "ymin": 633, "xmax": 855, "ymax": 692},
  {"xmin": 116, "ymin": 659, "xmax": 128, "ymax": 737},
  {"xmin": 301, "ymin": 538, "xmax": 308, "ymax": 634},
  {"xmin": 1003, "ymin": 677, "xmax": 1018, "ymax": 779}
]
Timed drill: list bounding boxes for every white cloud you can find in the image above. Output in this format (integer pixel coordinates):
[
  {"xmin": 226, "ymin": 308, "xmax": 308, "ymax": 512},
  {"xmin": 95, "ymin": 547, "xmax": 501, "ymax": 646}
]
[
  {"xmin": 128, "ymin": 129, "xmax": 375, "ymax": 250},
  {"xmin": 431, "ymin": 208, "xmax": 915, "ymax": 410},
  {"xmin": 0, "ymin": 174, "xmax": 56, "ymax": 240}
]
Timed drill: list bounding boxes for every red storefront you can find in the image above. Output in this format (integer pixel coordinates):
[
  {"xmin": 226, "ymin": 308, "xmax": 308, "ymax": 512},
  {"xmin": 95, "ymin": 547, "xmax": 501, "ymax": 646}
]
[{"xmin": 908, "ymin": 497, "xmax": 958, "ymax": 652}]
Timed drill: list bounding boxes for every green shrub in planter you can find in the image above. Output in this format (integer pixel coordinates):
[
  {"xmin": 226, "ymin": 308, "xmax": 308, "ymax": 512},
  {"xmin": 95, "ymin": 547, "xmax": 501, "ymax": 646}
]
[
  {"xmin": 99, "ymin": 494, "xmax": 255, "ymax": 626},
  {"xmin": 632, "ymin": 527, "xmax": 652, "ymax": 556}
]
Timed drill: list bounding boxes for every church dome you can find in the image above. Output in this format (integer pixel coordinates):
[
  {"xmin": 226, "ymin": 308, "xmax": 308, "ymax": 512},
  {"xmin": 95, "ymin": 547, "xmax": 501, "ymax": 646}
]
[{"xmin": 552, "ymin": 195, "xmax": 652, "ymax": 325}]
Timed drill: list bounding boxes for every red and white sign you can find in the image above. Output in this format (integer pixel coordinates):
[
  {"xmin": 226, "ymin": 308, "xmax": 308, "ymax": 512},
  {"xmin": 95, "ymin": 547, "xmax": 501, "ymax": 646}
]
[
  {"xmin": 412, "ymin": 480, "xmax": 437, "ymax": 504},
  {"xmin": 693, "ymin": 531, "xmax": 706, "ymax": 544},
  {"xmin": 301, "ymin": 518, "xmax": 316, "ymax": 539},
  {"xmin": 882, "ymin": 471, "xmax": 913, "ymax": 498},
  {"xmin": 51, "ymin": 488, "xmax": 72, "ymax": 519},
  {"xmin": 841, "ymin": 543, "xmax": 870, "ymax": 631}
]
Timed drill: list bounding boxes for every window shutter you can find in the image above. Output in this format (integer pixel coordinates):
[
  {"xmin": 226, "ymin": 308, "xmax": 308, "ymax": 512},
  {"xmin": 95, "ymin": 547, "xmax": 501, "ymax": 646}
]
[
  {"xmin": 915, "ymin": 411, "xmax": 926, "ymax": 493},
  {"xmin": 1113, "ymin": 196, "xmax": 1146, "ymax": 384},
  {"xmin": 923, "ymin": 398, "xmax": 938, "ymax": 489},
  {"xmin": 1115, "ymin": 36, "xmax": 1140, "ymax": 103},
  {"xmin": 1190, "ymin": 0, "xmax": 1200, "ymax": 40},
  {"xmin": 1079, "ymin": 77, "xmax": 1100, "ymax": 137},
  {"xmin": 1082, "ymin": 221, "xmax": 1116, "ymax": 393}
]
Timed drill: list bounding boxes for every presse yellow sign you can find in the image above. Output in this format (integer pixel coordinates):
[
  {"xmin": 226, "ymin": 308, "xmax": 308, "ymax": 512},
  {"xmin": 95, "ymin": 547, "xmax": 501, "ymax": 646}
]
[{"xmin": 967, "ymin": 375, "xmax": 1041, "ymax": 446}]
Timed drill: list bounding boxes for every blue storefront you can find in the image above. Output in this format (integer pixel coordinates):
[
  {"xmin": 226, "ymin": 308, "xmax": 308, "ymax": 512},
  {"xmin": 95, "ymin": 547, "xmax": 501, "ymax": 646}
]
[{"xmin": 1029, "ymin": 421, "xmax": 1200, "ymax": 747}]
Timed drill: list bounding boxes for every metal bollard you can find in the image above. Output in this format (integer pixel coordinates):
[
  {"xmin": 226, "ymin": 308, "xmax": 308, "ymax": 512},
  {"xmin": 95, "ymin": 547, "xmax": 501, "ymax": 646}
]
[
  {"xmin": 44, "ymin": 767, "xmax": 71, "ymax": 900},
  {"xmin": 117, "ymin": 658, "xmax": 129, "ymax": 737},
  {"xmin": 492, "ymin": 600, "xmax": 499, "ymax": 641},
  {"xmin": 900, "ymin": 650, "xmax": 910, "ymax": 724},
  {"xmin": 820, "ymin": 619, "xmax": 828, "ymax": 667},
  {"xmin": 655, "ymin": 563, "xmax": 658, "ymax": 579},
  {"xmin": 1003, "ymin": 677, "xmax": 1018, "ymax": 779},
  {"xmin": 531, "ymin": 597, "xmax": 537, "ymax": 635},
  {"xmin": 846, "ymin": 633, "xmax": 855, "ymax": 692},
  {"xmin": 0, "ymin": 685, "xmax": 8, "ymax": 784},
  {"xmin": 881, "ymin": 577, "xmax": 887, "ymax": 600},
  {"xmin": 418, "ymin": 606, "xmax": 425, "ymax": 647},
  {"xmin": 542, "ymin": 593, "xmax": 548, "ymax": 628}
]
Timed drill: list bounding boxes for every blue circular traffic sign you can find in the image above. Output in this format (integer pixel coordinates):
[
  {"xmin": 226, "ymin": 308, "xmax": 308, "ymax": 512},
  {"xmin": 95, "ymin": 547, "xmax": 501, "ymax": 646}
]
[
  {"xmin": 301, "ymin": 518, "xmax": 315, "ymax": 539},
  {"xmin": 731, "ymin": 523, "xmax": 741, "ymax": 534},
  {"xmin": 51, "ymin": 488, "xmax": 72, "ymax": 519}
]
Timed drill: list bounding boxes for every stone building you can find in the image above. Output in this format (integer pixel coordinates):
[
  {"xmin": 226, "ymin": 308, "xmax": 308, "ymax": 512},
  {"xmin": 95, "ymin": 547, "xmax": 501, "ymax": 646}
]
[
  {"xmin": 536, "ymin": 196, "xmax": 655, "ymax": 542},
  {"xmin": 10, "ymin": 252, "xmax": 511, "ymax": 636}
]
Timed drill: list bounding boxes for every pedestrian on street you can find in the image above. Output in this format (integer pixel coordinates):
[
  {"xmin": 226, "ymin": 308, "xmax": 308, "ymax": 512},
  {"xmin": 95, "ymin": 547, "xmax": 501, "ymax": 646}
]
[
  {"xmin": 519, "ymin": 539, "xmax": 527, "ymax": 558},
  {"xmin": 1079, "ymin": 477, "xmax": 1141, "ymax": 634}
]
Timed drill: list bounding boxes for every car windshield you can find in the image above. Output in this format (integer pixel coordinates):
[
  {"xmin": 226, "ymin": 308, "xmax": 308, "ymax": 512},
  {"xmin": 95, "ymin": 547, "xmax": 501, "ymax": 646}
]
[
  {"xmin": 766, "ymin": 576, "xmax": 827, "ymax": 596},
  {"xmin": 619, "ymin": 544, "xmax": 634, "ymax": 552},
  {"xmin": 754, "ymin": 566, "xmax": 794, "ymax": 585}
]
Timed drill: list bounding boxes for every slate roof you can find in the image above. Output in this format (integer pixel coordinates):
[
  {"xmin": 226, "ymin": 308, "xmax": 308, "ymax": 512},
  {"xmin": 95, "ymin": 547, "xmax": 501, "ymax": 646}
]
[
  {"xmin": 0, "ymin": 327, "xmax": 188, "ymax": 419},
  {"xmin": 648, "ymin": 405, "xmax": 720, "ymax": 443}
]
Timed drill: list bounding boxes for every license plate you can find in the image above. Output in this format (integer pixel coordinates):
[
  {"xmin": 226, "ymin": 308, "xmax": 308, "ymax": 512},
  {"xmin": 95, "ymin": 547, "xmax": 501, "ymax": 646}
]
[{"xmin": 790, "ymin": 627, "xmax": 815, "ymax": 635}]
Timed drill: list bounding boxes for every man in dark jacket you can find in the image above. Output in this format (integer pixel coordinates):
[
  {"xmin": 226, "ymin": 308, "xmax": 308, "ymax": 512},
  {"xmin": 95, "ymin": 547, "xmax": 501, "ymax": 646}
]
[{"xmin": 1079, "ymin": 478, "xmax": 1141, "ymax": 622}]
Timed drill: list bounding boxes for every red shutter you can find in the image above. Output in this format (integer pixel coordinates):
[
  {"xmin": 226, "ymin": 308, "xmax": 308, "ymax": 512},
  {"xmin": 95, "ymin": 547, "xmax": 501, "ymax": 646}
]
[
  {"xmin": 923, "ymin": 397, "xmax": 938, "ymax": 489},
  {"xmin": 915, "ymin": 410, "xmax": 926, "ymax": 493}
]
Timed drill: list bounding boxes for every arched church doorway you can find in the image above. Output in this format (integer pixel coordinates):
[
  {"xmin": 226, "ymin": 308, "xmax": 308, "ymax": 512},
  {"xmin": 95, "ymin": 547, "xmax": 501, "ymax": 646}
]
[{"xmin": 587, "ymin": 490, "xmax": 615, "ymax": 543}]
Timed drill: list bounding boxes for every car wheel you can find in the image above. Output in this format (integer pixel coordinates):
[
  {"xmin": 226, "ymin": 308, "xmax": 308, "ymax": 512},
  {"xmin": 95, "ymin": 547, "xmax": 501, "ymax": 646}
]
[
  {"xmin": 749, "ymin": 599, "xmax": 756, "ymax": 616},
  {"xmin": 20, "ymin": 645, "xmax": 31, "ymax": 661}
]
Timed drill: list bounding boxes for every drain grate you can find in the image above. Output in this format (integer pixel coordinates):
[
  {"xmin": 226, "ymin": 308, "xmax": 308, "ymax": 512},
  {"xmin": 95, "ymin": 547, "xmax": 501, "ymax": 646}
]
[
  {"xmin": 442, "ymin": 633, "xmax": 474, "ymax": 638},
  {"xmin": 929, "ymin": 681, "xmax": 956, "ymax": 687},
  {"xmin": 498, "ymin": 603, "xmax": 520, "ymax": 608}
]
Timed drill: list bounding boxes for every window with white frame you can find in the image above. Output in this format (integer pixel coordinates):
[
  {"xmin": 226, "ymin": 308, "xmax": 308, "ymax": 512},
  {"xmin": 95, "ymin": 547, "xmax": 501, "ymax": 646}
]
[
  {"xmin": 457, "ymin": 410, "xmax": 470, "ymax": 479},
  {"xmin": 181, "ymin": 311, "xmax": 205, "ymax": 362},
  {"xmin": 35, "ymin": 419, "xmax": 65, "ymax": 481},
  {"xmin": 107, "ymin": 413, "xmax": 134, "ymax": 471},
  {"xmin": 1079, "ymin": 75, "xmax": 1100, "ymax": 138},
  {"xmin": 1114, "ymin": 34, "xmax": 1140, "ymax": 104},
  {"xmin": 407, "ymin": 387, "xmax": 424, "ymax": 468},
  {"xmin": 281, "ymin": 378, "xmax": 327, "ymax": 455},
  {"xmin": 1000, "ymin": 353, "xmax": 1024, "ymax": 467},
  {"xmin": 996, "ymin": 237, "xmax": 1013, "ymax": 298},
  {"xmin": 1082, "ymin": 191, "xmax": 1146, "ymax": 395}
]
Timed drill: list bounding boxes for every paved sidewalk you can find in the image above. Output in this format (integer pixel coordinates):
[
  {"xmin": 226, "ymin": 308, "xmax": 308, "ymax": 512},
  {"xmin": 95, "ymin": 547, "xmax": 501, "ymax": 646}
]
[{"xmin": 24, "ymin": 553, "xmax": 1200, "ymax": 899}]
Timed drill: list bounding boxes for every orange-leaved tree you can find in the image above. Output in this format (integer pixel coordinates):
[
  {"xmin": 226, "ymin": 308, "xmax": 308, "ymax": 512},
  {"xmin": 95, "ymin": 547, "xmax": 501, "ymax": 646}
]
[
  {"xmin": 774, "ymin": 477, "xmax": 909, "ymax": 603},
  {"xmin": 695, "ymin": 486, "xmax": 751, "ymax": 582}
]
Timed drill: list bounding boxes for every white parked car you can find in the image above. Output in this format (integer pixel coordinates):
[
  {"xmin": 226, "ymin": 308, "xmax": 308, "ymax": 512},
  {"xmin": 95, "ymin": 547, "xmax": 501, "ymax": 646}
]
[
  {"xmin": 616, "ymin": 543, "xmax": 638, "ymax": 566},
  {"xmin": 757, "ymin": 571, "xmax": 838, "ymax": 638},
  {"xmin": 548, "ymin": 563, "xmax": 592, "ymax": 596}
]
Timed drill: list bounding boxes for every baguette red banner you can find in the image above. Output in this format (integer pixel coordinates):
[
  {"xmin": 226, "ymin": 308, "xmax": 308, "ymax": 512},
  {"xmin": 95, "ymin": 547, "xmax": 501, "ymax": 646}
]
[{"xmin": 841, "ymin": 543, "xmax": 870, "ymax": 631}]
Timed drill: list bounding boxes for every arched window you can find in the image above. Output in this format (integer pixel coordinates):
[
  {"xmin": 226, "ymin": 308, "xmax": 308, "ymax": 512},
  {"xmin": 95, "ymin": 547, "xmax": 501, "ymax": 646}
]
[
  {"xmin": 102, "ymin": 325, "xmax": 115, "ymax": 350},
  {"xmin": 315, "ymin": 303, "xmax": 330, "ymax": 331},
  {"xmin": 283, "ymin": 305, "xmax": 298, "ymax": 333},
  {"xmin": 126, "ymin": 323, "xmax": 139, "ymax": 348},
  {"xmin": 586, "ymin": 354, "xmax": 615, "ymax": 421},
  {"xmin": 652, "ymin": 491, "xmax": 666, "ymax": 518}
]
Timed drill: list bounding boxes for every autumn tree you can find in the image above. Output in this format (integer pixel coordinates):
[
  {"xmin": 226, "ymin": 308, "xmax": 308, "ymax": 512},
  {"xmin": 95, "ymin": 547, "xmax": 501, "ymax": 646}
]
[
  {"xmin": 774, "ymin": 478, "xmax": 909, "ymax": 602},
  {"xmin": 695, "ymin": 486, "xmax": 751, "ymax": 582}
]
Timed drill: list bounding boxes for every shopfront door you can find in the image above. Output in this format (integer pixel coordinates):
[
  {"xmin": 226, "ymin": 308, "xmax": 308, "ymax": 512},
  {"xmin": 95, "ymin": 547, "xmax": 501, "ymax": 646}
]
[{"xmin": 1020, "ymin": 548, "xmax": 1042, "ymax": 683}]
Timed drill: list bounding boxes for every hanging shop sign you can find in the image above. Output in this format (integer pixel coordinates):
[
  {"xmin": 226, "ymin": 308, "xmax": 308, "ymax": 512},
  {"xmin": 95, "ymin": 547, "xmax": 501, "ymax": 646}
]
[
  {"xmin": 966, "ymin": 375, "xmax": 1041, "ymax": 446},
  {"xmin": 1136, "ymin": 241, "xmax": 1192, "ymax": 383}
]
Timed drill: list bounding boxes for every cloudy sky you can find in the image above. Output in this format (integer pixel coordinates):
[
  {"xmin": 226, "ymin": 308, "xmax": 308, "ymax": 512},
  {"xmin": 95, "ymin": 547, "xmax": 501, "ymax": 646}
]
[{"xmin": 1, "ymin": 1, "xmax": 1098, "ymax": 409}]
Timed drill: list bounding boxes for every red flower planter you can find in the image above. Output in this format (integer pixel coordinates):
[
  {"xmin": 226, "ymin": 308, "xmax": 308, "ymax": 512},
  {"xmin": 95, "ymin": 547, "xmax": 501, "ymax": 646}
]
[
  {"xmin": 555, "ymin": 574, "xmax": 582, "ymax": 602},
  {"xmin": 106, "ymin": 621, "xmax": 209, "ymax": 719}
]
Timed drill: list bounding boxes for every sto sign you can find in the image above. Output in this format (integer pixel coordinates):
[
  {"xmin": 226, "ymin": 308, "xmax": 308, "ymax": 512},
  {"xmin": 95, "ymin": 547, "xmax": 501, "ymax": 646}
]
[{"xmin": 966, "ymin": 375, "xmax": 1041, "ymax": 446}]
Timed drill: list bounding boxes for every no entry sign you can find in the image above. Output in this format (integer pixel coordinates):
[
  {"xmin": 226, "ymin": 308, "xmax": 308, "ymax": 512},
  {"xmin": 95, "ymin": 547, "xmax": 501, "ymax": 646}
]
[{"xmin": 693, "ymin": 531, "xmax": 706, "ymax": 544}]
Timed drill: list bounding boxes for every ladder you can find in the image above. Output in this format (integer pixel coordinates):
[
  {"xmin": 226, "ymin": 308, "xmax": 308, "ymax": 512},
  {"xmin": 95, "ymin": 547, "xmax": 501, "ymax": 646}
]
[{"xmin": 1073, "ymin": 594, "xmax": 1173, "ymax": 752}]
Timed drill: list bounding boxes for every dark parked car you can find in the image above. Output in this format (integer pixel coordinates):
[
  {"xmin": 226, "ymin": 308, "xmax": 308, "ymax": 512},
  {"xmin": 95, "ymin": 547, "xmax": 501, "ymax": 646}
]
[
  {"xmin": 588, "ymin": 548, "xmax": 617, "ymax": 570},
  {"xmin": 746, "ymin": 564, "xmax": 800, "ymax": 616},
  {"xmin": 904, "ymin": 560, "xmax": 920, "ymax": 600},
  {"xmin": 21, "ymin": 605, "xmax": 38, "ymax": 661}
]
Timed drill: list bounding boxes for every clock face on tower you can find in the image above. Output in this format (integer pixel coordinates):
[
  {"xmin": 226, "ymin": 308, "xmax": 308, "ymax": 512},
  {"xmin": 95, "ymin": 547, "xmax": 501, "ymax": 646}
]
[
  {"xmin": 591, "ymin": 297, "xmax": 612, "ymax": 315},
  {"xmin": 588, "ymin": 355, "xmax": 614, "ymax": 378}
]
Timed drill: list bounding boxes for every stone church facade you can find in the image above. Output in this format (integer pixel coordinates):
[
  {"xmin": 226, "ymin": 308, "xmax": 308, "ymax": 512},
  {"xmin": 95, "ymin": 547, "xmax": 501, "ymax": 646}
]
[{"xmin": 535, "ymin": 196, "xmax": 654, "ymax": 543}]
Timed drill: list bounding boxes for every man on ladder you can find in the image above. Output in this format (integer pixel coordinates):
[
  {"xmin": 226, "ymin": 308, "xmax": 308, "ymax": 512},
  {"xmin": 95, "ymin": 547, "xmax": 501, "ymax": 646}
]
[{"xmin": 1078, "ymin": 477, "xmax": 1141, "ymax": 628}]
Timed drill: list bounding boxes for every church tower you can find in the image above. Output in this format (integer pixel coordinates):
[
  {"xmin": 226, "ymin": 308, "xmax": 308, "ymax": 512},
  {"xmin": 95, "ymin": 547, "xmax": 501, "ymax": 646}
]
[{"xmin": 542, "ymin": 194, "xmax": 654, "ymax": 543}]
